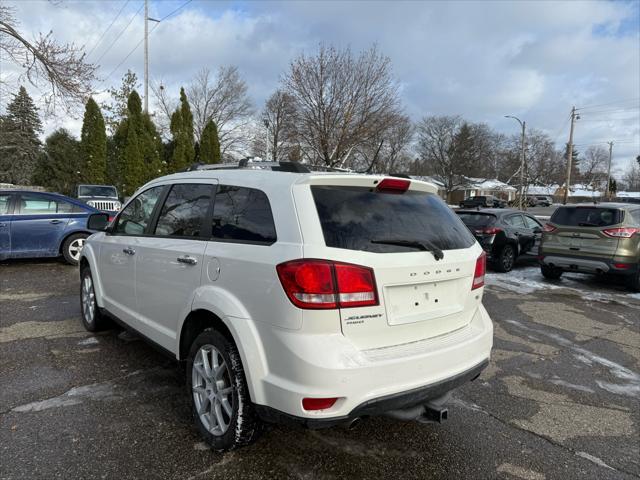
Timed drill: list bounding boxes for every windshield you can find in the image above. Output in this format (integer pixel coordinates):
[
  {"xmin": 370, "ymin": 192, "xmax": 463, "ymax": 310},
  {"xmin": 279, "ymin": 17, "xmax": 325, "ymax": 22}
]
[
  {"xmin": 78, "ymin": 186, "xmax": 117, "ymax": 198},
  {"xmin": 551, "ymin": 207, "xmax": 622, "ymax": 227},
  {"xmin": 311, "ymin": 185, "xmax": 475, "ymax": 253},
  {"xmin": 457, "ymin": 212, "xmax": 497, "ymax": 228}
]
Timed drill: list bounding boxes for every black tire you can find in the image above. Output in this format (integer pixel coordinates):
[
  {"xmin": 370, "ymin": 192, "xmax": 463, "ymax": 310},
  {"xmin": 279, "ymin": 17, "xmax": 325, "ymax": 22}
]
[
  {"xmin": 493, "ymin": 244, "xmax": 516, "ymax": 272},
  {"xmin": 187, "ymin": 328, "xmax": 261, "ymax": 452},
  {"xmin": 80, "ymin": 266, "xmax": 108, "ymax": 332},
  {"xmin": 541, "ymin": 264, "xmax": 563, "ymax": 280},
  {"xmin": 626, "ymin": 268, "xmax": 640, "ymax": 292},
  {"xmin": 62, "ymin": 233, "xmax": 89, "ymax": 265}
]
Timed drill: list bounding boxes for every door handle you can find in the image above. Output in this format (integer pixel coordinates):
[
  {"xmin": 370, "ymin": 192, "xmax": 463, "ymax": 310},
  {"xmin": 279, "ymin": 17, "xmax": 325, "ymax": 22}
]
[
  {"xmin": 50, "ymin": 219, "xmax": 63, "ymax": 225},
  {"xmin": 122, "ymin": 247, "xmax": 136, "ymax": 255},
  {"xmin": 0, "ymin": 222, "xmax": 6, "ymax": 227},
  {"xmin": 177, "ymin": 255, "xmax": 198, "ymax": 265}
]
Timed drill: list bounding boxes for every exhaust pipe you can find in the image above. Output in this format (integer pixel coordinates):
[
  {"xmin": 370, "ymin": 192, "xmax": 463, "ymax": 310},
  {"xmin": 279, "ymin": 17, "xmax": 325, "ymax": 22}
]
[{"xmin": 346, "ymin": 417, "xmax": 362, "ymax": 430}]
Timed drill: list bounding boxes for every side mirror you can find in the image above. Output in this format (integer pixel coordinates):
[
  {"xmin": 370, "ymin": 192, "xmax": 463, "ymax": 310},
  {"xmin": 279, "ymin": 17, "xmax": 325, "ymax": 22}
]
[
  {"xmin": 533, "ymin": 226, "xmax": 542, "ymax": 234},
  {"xmin": 87, "ymin": 213, "xmax": 111, "ymax": 231}
]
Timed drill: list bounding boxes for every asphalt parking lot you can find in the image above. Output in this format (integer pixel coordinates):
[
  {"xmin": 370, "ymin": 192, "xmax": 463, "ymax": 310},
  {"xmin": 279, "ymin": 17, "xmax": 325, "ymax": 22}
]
[{"xmin": 1, "ymin": 258, "xmax": 639, "ymax": 479}]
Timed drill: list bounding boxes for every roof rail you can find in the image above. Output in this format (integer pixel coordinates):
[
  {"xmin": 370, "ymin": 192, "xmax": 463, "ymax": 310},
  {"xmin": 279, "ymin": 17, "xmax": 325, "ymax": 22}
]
[{"xmin": 186, "ymin": 159, "xmax": 352, "ymax": 174}]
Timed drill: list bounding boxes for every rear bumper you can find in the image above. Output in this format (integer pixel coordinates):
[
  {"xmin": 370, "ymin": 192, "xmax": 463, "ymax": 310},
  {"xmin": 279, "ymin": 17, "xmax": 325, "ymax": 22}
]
[
  {"xmin": 248, "ymin": 303, "xmax": 493, "ymax": 422},
  {"xmin": 255, "ymin": 359, "xmax": 488, "ymax": 428},
  {"xmin": 540, "ymin": 254, "xmax": 639, "ymax": 275}
]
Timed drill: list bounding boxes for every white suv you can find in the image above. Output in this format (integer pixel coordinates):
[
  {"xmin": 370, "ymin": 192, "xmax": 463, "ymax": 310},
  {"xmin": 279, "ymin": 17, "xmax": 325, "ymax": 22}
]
[{"xmin": 79, "ymin": 163, "xmax": 493, "ymax": 451}]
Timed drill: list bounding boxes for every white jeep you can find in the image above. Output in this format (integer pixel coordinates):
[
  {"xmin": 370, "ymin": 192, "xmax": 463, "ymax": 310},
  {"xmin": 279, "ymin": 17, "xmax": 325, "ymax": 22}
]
[{"xmin": 79, "ymin": 162, "xmax": 493, "ymax": 451}]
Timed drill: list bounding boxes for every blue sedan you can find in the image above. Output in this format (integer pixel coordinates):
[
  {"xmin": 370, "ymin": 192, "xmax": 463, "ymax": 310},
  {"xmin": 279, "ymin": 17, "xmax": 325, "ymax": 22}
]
[{"xmin": 0, "ymin": 190, "xmax": 103, "ymax": 265}]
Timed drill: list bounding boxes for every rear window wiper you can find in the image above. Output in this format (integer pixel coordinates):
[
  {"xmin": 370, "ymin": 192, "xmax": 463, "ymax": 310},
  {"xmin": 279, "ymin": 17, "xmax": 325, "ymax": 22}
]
[
  {"xmin": 577, "ymin": 222, "xmax": 599, "ymax": 227},
  {"xmin": 371, "ymin": 239, "xmax": 444, "ymax": 261}
]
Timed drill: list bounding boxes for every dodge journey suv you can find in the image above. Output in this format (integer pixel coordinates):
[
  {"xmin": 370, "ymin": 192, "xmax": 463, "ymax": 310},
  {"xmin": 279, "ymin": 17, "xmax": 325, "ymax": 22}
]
[
  {"xmin": 539, "ymin": 203, "xmax": 640, "ymax": 291},
  {"xmin": 79, "ymin": 162, "xmax": 494, "ymax": 451}
]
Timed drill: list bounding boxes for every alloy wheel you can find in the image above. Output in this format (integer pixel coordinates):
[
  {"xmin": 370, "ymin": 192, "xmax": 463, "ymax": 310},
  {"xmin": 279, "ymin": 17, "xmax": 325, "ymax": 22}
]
[
  {"xmin": 68, "ymin": 238, "xmax": 85, "ymax": 262},
  {"xmin": 81, "ymin": 274, "xmax": 95, "ymax": 324},
  {"xmin": 192, "ymin": 345, "xmax": 235, "ymax": 436}
]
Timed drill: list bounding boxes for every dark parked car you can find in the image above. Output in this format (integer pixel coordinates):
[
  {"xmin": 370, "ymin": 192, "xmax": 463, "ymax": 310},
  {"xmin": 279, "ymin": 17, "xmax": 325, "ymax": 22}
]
[
  {"xmin": 527, "ymin": 195, "xmax": 553, "ymax": 207},
  {"xmin": 0, "ymin": 190, "xmax": 103, "ymax": 265},
  {"xmin": 457, "ymin": 208, "xmax": 543, "ymax": 272},
  {"xmin": 459, "ymin": 195, "xmax": 506, "ymax": 209}
]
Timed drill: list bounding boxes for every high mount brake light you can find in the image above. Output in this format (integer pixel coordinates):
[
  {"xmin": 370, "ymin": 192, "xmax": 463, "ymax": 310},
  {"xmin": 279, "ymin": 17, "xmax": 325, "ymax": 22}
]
[
  {"xmin": 602, "ymin": 227, "xmax": 639, "ymax": 238},
  {"xmin": 376, "ymin": 178, "xmax": 410, "ymax": 193},
  {"xmin": 543, "ymin": 223, "xmax": 557, "ymax": 233},
  {"xmin": 276, "ymin": 260, "xmax": 378, "ymax": 309},
  {"xmin": 472, "ymin": 251, "xmax": 486, "ymax": 290}
]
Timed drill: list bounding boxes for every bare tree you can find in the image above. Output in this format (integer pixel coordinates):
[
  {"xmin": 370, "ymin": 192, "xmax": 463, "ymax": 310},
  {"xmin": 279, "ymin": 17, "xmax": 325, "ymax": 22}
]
[
  {"xmin": 0, "ymin": 4, "xmax": 96, "ymax": 112},
  {"xmin": 186, "ymin": 67, "xmax": 253, "ymax": 157},
  {"xmin": 622, "ymin": 160, "xmax": 640, "ymax": 191},
  {"xmin": 351, "ymin": 113, "xmax": 413, "ymax": 173},
  {"xmin": 260, "ymin": 89, "xmax": 298, "ymax": 161},
  {"xmin": 150, "ymin": 80, "xmax": 177, "ymax": 140},
  {"xmin": 282, "ymin": 44, "xmax": 401, "ymax": 167},
  {"xmin": 581, "ymin": 145, "xmax": 609, "ymax": 191}
]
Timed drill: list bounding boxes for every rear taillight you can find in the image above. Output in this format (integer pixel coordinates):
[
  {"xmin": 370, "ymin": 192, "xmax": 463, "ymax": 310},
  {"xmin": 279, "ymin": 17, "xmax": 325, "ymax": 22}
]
[
  {"xmin": 376, "ymin": 178, "xmax": 410, "ymax": 193},
  {"xmin": 481, "ymin": 227, "xmax": 502, "ymax": 235},
  {"xmin": 543, "ymin": 223, "xmax": 557, "ymax": 233},
  {"xmin": 472, "ymin": 251, "xmax": 486, "ymax": 290},
  {"xmin": 602, "ymin": 227, "xmax": 639, "ymax": 238},
  {"xmin": 276, "ymin": 260, "xmax": 378, "ymax": 309}
]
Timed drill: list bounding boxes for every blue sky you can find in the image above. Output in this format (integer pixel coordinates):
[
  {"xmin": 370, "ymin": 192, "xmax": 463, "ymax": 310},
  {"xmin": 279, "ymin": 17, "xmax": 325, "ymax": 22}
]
[{"xmin": 4, "ymin": 0, "xmax": 639, "ymax": 174}]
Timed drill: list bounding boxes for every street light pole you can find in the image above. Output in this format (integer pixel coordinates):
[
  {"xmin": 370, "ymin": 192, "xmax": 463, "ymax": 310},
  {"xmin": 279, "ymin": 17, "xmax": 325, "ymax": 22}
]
[
  {"xmin": 505, "ymin": 115, "xmax": 526, "ymax": 210},
  {"xmin": 605, "ymin": 141, "xmax": 614, "ymax": 200}
]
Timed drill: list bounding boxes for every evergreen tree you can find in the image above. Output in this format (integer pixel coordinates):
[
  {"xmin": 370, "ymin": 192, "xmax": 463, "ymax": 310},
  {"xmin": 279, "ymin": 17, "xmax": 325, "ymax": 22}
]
[
  {"xmin": 33, "ymin": 129, "xmax": 81, "ymax": 196},
  {"xmin": 563, "ymin": 143, "xmax": 580, "ymax": 183},
  {"xmin": 80, "ymin": 98, "xmax": 107, "ymax": 184},
  {"xmin": 101, "ymin": 70, "xmax": 140, "ymax": 134},
  {"xmin": 198, "ymin": 119, "xmax": 221, "ymax": 164},
  {"xmin": 0, "ymin": 86, "xmax": 43, "ymax": 184},
  {"xmin": 169, "ymin": 87, "xmax": 195, "ymax": 172},
  {"xmin": 112, "ymin": 90, "xmax": 163, "ymax": 195}
]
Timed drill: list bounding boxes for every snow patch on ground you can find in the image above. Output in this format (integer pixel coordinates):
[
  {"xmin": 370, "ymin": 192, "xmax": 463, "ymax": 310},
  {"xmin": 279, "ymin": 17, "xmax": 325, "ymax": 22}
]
[
  {"xmin": 78, "ymin": 337, "xmax": 99, "ymax": 346},
  {"xmin": 576, "ymin": 451, "xmax": 615, "ymax": 471},
  {"xmin": 12, "ymin": 382, "xmax": 118, "ymax": 413}
]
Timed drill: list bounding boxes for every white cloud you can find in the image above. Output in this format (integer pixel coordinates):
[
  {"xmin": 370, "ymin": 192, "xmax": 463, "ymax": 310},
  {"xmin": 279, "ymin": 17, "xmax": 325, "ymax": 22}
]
[{"xmin": 3, "ymin": 0, "xmax": 638, "ymax": 172}]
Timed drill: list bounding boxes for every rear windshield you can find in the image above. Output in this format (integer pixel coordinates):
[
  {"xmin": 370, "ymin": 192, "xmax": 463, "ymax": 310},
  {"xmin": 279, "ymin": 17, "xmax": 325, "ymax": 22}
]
[
  {"xmin": 457, "ymin": 212, "xmax": 497, "ymax": 228},
  {"xmin": 311, "ymin": 186, "xmax": 475, "ymax": 253},
  {"xmin": 551, "ymin": 207, "xmax": 623, "ymax": 227}
]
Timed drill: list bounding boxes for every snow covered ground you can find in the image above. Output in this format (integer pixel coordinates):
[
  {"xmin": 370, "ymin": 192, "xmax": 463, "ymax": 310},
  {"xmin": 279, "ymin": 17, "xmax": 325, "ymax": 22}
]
[{"xmin": 486, "ymin": 266, "xmax": 640, "ymax": 303}]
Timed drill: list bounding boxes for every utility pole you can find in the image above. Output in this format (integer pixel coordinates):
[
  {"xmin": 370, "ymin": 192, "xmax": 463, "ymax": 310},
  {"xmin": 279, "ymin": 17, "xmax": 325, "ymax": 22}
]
[
  {"xmin": 143, "ymin": 0, "xmax": 160, "ymax": 113},
  {"xmin": 562, "ymin": 106, "xmax": 579, "ymax": 205},
  {"xmin": 505, "ymin": 115, "xmax": 526, "ymax": 210},
  {"xmin": 605, "ymin": 141, "xmax": 614, "ymax": 200},
  {"xmin": 263, "ymin": 118, "xmax": 270, "ymax": 161},
  {"xmin": 144, "ymin": 0, "xmax": 148, "ymax": 113}
]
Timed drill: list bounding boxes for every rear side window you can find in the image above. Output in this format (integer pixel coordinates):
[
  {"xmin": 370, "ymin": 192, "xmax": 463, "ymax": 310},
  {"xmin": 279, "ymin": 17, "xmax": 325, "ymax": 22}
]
[
  {"xmin": 551, "ymin": 207, "xmax": 622, "ymax": 227},
  {"xmin": 524, "ymin": 216, "xmax": 542, "ymax": 229},
  {"xmin": 311, "ymin": 186, "xmax": 475, "ymax": 253},
  {"xmin": 155, "ymin": 184, "xmax": 213, "ymax": 237},
  {"xmin": 211, "ymin": 185, "xmax": 276, "ymax": 244},
  {"xmin": 505, "ymin": 214, "xmax": 526, "ymax": 228},
  {"xmin": 0, "ymin": 194, "xmax": 12, "ymax": 214},
  {"xmin": 457, "ymin": 213, "xmax": 497, "ymax": 228}
]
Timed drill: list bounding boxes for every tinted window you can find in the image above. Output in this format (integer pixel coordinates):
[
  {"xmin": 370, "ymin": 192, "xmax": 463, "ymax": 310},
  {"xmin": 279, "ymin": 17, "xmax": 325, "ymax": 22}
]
[
  {"xmin": 211, "ymin": 185, "xmax": 276, "ymax": 244},
  {"xmin": 155, "ymin": 184, "xmax": 213, "ymax": 237},
  {"xmin": 524, "ymin": 216, "xmax": 542, "ymax": 229},
  {"xmin": 0, "ymin": 194, "xmax": 11, "ymax": 215},
  {"xmin": 78, "ymin": 186, "xmax": 118, "ymax": 197},
  {"xmin": 311, "ymin": 186, "xmax": 475, "ymax": 253},
  {"xmin": 505, "ymin": 214, "xmax": 526, "ymax": 228},
  {"xmin": 114, "ymin": 186, "xmax": 164, "ymax": 235},
  {"xmin": 457, "ymin": 212, "xmax": 497, "ymax": 228},
  {"xmin": 551, "ymin": 207, "xmax": 622, "ymax": 227},
  {"xmin": 18, "ymin": 194, "xmax": 62, "ymax": 214}
]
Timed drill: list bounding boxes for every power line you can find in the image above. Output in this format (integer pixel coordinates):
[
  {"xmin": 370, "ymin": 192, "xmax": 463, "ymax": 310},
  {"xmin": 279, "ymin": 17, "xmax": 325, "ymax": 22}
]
[
  {"xmin": 86, "ymin": 0, "xmax": 130, "ymax": 59},
  {"xmin": 98, "ymin": 0, "xmax": 193, "ymax": 87},
  {"xmin": 578, "ymin": 106, "xmax": 640, "ymax": 116},
  {"xmin": 577, "ymin": 97, "xmax": 640, "ymax": 111},
  {"xmin": 94, "ymin": 2, "xmax": 145, "ymax": 65}
]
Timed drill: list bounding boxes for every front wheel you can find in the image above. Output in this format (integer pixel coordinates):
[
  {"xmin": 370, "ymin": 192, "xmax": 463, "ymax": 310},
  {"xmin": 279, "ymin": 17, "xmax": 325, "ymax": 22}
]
[
  {"xmin": 187, "ymin": 329, "xmax": 262, "ymax": 451},
  {"xmin": 541, "ymin": 264, "xmax": 563, "ymax": 280},
  {"xmin": 80, "ymin": 267, "xmax": 108, "ymax": 331},
  {"xmin": 62, "ymin": 233, "xmax": 89, "ymax": 265}
]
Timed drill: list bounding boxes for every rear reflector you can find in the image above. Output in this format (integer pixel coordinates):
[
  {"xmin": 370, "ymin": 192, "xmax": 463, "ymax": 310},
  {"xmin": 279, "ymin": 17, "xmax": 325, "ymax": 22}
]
[
  {"xmin": 376, "ymin": 178, "xmax": 410, "ymax": 193},
  {"xmin": 472, "ymin": 251, "xmax": 486, "ymax": 290},
  {"xmin": 276, "ymin": 260, "xmax": 378, "ymax": 309},
  {"xmin": 543, "ymin": 223, "xmax": 557, "ymax": 233},
  {"xmin": 602, "ymin": 227, "xmax": 639, "ymax": 238},
  {"xmin": 302, "ymin": 397, "xmax": 338, "ymax": 411},
  {"xmin": 613, "ymin": 263, "xmax": 631, "ymax": 269}
]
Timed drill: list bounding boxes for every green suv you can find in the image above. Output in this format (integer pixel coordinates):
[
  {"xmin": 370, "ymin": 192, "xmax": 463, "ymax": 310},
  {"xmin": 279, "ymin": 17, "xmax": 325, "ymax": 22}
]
[{"xmin": 539, "ymin": 203, "xmax": 640, "ymax": 291}]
